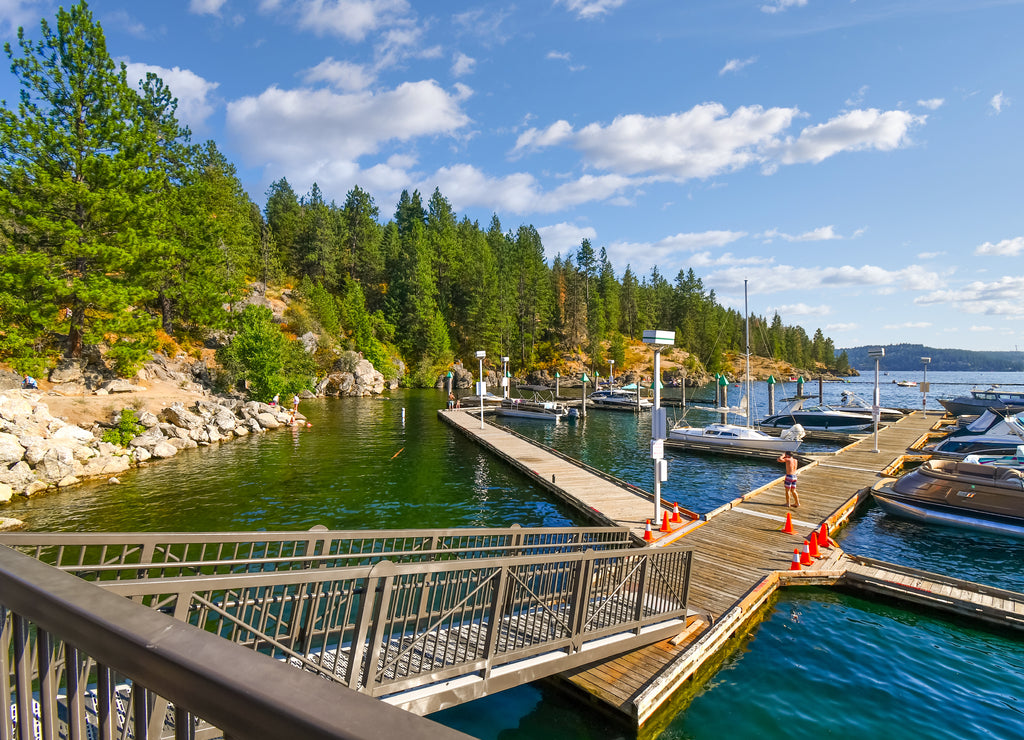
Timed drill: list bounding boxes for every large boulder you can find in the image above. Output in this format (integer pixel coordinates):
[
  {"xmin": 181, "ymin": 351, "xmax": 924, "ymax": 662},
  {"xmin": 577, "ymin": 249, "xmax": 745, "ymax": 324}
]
[
  {"xmin": 151, "ymin": 441, "xmax": 179, "ymax": 459},
  {"xmin": 51, "ymin": 424, "xmax": 95, "ymax": 444},
  {"xmin": 49, "ymin": 360, "xmax": 83, "ymax": 384},
  {"xmin": 0, "ymin": 432, "xmax": 25, "ymax": 464},
  {"xmin": 161, "ymin": 403, "xmax": 205, "ymax": 430},
  {"xmin": 35, "ymin": 445, "xmax": 78, "ymax": 484}
]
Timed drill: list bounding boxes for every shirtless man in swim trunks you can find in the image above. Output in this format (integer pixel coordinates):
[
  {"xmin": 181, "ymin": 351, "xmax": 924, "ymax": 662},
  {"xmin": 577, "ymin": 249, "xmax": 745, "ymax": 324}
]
[{"xmin": 777, "ymin": 451, "xmax": 800, "ymax": 508}]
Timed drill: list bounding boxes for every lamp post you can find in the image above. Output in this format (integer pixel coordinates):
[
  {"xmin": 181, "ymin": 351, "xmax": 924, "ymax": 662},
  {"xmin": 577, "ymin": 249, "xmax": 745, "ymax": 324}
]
[
  {"xmin": 501, "ymin": 356, "xmax": 510, "ymax": 398},
  {"xmin": 475, "ymin": 350, "xmax": 486, "ymax": 430},
  {"xmin": 609, "ymin": 359, "xmax": 615, "ymax": 387},
  {"xmin": 921, "ymin": 357, "xmax": 931, "ymax": 417},
  {"xmin": 868, "ymin": 348, "xmax": 885, "ymax": 452},
  {"xmin": 580, "ymin": 372, "xmax": 589, "ymax": 419},
  {"xmin": 643, "ymin": 329, "xmax": 675, "ymax": 527}
]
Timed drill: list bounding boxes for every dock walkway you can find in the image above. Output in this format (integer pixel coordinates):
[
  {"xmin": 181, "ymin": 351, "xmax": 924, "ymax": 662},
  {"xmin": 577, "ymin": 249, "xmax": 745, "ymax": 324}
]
[{"xmin": 439, "ymin": 408, "xmax": 949, "ymax": 727}]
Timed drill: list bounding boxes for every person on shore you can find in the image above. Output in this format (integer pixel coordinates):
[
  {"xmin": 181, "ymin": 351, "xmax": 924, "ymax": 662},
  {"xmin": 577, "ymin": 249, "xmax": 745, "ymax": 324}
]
[
  {"xmin": 777, "ymin": 451, "xmax": 800, "ymax": 508},
  {"xmin": 292, "ymin": 394, "xmax": 300, "ymax": 413},
  {"xmin": 22, "ymin": 374, "xmax": 37, "ymax": 390},
  {"xmin": 448, "ymin": 392, "xmax": 455, "ymax": 410},
  {"xmin": 271, "ymin": 393, "xmax": 279, "ymax": 407}
]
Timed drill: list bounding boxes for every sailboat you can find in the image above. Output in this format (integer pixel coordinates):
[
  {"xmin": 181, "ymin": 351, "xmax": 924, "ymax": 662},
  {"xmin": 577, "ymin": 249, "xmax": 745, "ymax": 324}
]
[{"xmin": 668, "ymin": 280, "xmax": 805, "ymax": 453}]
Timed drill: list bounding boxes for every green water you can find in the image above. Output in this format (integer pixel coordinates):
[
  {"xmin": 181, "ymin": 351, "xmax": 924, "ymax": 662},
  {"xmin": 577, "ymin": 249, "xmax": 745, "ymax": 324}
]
[{"xmin": 6, "ymin": 388, "xmax": 1024, "ymax": 739}]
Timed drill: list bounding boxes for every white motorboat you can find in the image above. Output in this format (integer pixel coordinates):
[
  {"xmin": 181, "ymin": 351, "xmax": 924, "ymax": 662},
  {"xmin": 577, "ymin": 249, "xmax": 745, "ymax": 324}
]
[
  {"xmin": 963, "ymin": 445, "xmax": 1024, "ymax": 469},
  {"xmin": 760, "ymin": 398, "xmax": 875, "ymax": 433},
  {"xmin": 938, "ymin": 386, "xmax": 1024, "ymax": 417},
  {"xmin": 669, "ymin": 280, "xmax": 804, "ymax": 453},
  {"xmin": 495, "ymin": 397, "xmax": 578, "ymax": 423},
  {"xmin": 835, "ymin": 390, "xmax": 904, "ymax": 422},
  {"xmin": 588, "ymin": 389, "xmax": 653, "ymax": 410}
]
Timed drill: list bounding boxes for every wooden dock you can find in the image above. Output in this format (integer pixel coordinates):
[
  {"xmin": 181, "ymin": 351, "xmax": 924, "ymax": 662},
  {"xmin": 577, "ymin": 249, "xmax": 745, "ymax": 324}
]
[{"xmin": 438, "ymin": 408, "xmax": 1024, "ymax": 729}]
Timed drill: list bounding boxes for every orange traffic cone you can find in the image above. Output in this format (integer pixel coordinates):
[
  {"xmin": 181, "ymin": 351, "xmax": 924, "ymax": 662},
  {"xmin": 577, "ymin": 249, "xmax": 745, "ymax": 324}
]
[
  {"xmin": 782, "ymin": 511, "xmax": 794, "ymax": 534},
  {"xmin": 819, "ymin": 522, "xmax": 832, "ymax": 548},
  {"xmin": 643, "ymin": 519, "xmax": 653, "ymax": 542},
  {"xmin": 671, "ymin": 502, "xmax": 683, "ymax": 524},
  {"xmin": 808, "ymin": 530, "xmax": 821, "ymax": 559},
  {"xmin": 660, "ymin": 511, "xmax": 671, "ymax": 532},
  {"xmin": 800, "ymin": 540, "xmax": 812, "ymax": 566},
  {"xmin": 789, "ymin": 548, "xmax": 801, "ymax": 571}
]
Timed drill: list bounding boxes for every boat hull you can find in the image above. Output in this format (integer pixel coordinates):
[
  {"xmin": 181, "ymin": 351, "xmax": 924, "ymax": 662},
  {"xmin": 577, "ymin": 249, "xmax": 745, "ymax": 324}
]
[
  {"xmin": 668, "ymin": 426, "xmax": 801, "ymax": 453},
  {"xmin": 872, "ymin": 486, "xmax": 1024, "ymax": 539},
  {"xmin": 760, "ymin": 412, "xmax": 873, "ymax": 433}
]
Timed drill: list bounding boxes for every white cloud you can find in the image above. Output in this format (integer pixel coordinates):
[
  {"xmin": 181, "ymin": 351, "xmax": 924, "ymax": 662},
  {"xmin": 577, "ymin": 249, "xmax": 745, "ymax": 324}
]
[
  {"xmin": 302, "ymin": 57, "xmax": 375, "ymax": 91},
  {"xmin": 761, "ymin": 0, "xmax": 808, "ymax": 14},
  {"xmin": 720, "ymin": 57, "xmax": 756, "ymax": 76},
  {"xmin": 917, "ymin": 250, "xmax": 944, "ymax": 259},
  {"xmin": 709, "ymin": 263, "xmax": 943, "ymax": 294},
  {"xmin": 452, "ymin": 52, "xmax": 476, "ymax": 77},
  {"xmin": 0, "ymin": 0, "xmax": 44, "ymax": 36},
  {"xmin": 760, "ymin": 226, "xmax": 842, "ymax": 242},
  {"xmin": 776, "ymin": 109, "xmax": 925, "ymax": 165},
  {"xmin": 227, "ymin": 81, "xmax": 470, "ymax": 193},
  {"xmin": 917, "ymin": 98, "xmax": 944, "ymax": 110},
  {"xmin": 102, "ymin": 10, "xmax": 147, "ymax": 37},
  {"xmin": 123, "ymin": 62, "xmax": 220, "ymax": 132},
  {"xmin": 772, "ymin": 303, "xmax": 831, "ymax": 317},
  {"xmin": 826, "ymin": 323, "xmax": 858, "ymax": 332},
  {"xmin": 452, "ymin": 7, "xmax": 512, "ymax": 44},
  {"xmin": 883, "ymin": 321, "xmax": 932, "ymax": 329},
  {"xmin": 845, "ymin": 85, "xmax": 869, "ymax": 108},
  {"xmin": 603, "ymin": 230, "xmax": 747, "ymax": 275},
  {"xmin": 555, "ymin": 0, "xmax": 628, "ymax": 20},
  {"xmin": 513, "ymin": 103, "xmax": 924, "ymax": 181},
  {"xmin": 548, "ymin": 51, "xmax": 571, "ymax": 61},
  {"xmin": 970, "ymin": 325, "xmax": 995, "ymax": 332},
  {"xmin": 990, "ymin": 91, "xmax": 1008, "ymax": 113},
  {"xmin": 975, "ymin": 237, "xmax": 1024, "ymax": 256},
  {"xmin": 290, "ymin": 0, "xmax": 413, "ymax": 41},
  {"xmin": 537, "ymin": 223, "xmax": 598, "ymax": 257},
  {"xmin": 189, "ymin": 0, "xmax": 228, "ymax": 16},
  {"xmin": 915, "ymin": 277, "xmax": 1024, "ymax": 317}
]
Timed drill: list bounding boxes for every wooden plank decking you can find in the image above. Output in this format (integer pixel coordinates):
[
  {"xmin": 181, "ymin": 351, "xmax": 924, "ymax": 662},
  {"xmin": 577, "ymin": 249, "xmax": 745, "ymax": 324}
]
[{"xmin": 439, "ymin": 407, "xmax": 944, "ymax": 726}]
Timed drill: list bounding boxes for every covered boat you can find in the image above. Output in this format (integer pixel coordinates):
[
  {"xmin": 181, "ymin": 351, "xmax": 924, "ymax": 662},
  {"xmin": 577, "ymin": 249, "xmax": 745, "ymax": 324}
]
[
  {"xmin": 929, "ymin": 409, "xmax": 1024, "ymax": 457},
  {"xmin": 871, "ymin": 459, "xmax": 1024, "ymax": 538},
  {"xmin": 938, "ymin": 386, "xmax": 1024, "ymax": 417}
]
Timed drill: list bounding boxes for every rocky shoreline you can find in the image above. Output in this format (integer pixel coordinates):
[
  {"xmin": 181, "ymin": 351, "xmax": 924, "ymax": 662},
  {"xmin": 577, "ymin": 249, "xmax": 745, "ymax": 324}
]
[{"xmin": 0, "ymin": 391, "xmax": 307, "ymax": 531}]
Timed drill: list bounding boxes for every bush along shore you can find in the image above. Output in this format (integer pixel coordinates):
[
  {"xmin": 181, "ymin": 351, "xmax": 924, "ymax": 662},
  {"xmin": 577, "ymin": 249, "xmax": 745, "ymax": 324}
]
[{"xmin": 0, "ymin": 391, "xmax": 306, "ymax": 530}]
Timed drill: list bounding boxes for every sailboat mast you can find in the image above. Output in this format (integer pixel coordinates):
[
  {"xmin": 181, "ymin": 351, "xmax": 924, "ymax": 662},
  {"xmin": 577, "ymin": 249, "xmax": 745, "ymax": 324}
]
[{"xmin": 744, "ymin": 279, "xmax": 750, "ymax": 429}]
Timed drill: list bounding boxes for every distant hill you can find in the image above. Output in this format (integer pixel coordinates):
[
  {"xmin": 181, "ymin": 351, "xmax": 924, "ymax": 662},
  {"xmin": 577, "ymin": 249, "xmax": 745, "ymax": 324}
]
[{"xmin": 841, "ymin": 344, "xmax": 1024, "ymax": 372}]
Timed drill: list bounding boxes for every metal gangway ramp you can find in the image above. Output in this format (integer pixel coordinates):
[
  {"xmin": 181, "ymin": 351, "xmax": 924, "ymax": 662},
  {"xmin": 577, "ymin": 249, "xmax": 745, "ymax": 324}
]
[{"xmin": 1, "ymin": 526, "xmax": 693, "ymax": 730}]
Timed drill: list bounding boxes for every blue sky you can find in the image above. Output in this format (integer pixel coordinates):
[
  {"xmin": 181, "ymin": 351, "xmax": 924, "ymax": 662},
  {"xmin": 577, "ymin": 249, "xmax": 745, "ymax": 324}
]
[{"xmin": 1, "ymin": 0, "xmax": 1022, "ymax": 352}]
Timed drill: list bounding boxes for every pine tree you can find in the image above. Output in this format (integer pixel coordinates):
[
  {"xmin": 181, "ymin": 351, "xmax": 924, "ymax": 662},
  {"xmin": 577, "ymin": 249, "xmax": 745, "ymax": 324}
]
[{"xmin": 0, "ymin": 2, "xmax": 177, "ymax": 372}]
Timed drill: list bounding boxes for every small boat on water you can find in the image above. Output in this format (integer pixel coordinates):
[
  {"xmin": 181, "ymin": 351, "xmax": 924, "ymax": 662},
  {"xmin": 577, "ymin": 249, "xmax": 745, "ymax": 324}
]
[
  {"xmin": 668, "ymin": 421, "xmax": 804, "ymax": 452},
  {"xmin": 938, "ymin": 386, "xmax": 1024, "ymax": 417},
  {"xmin": 495, "ymin": 397, "xmax": 578, "ymax": 423},
  {"xmin": 760, "ymin": 398, "xmax": 875, "ymax": 433},
  {"xmin": 668, "ymin": 280, "xmax": 804, "ymax": 454},
  {"xmin": 871, "ymin": 459, "xmax": 1024, "ymax": 538},
  {"xmin": 835, "ymin": 390, "xmax": 904, "ymax": 422},
  {"xmin": 588, "ymin": 389, "xmax": 653, "ymax": 410},
  {"xmin": 895, "ymin": 380, "xmax": 917, "ymax": 387},
  {"xmin": 929, "ymin": 408, "xmax": 1024, "ymax": 457}
]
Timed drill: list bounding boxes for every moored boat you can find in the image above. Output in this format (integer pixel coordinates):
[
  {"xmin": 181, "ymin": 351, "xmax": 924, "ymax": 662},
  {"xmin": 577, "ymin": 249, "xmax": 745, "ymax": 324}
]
[
  {"xmin": 836, "ymin": 390, "xmax": 904, "ymax": 422},
  {"xmin": 929, "ymin": 409, "xmax": 1024, "ymax": 457},
  {"xmin": 495, "ymin": 397, "xmax": 578, "ymax": 422},
  {"xmin": 760, "ymin": 398, "xmax": 874, "ymax": 433},
  {"xmin": 588, "ymin": 389, "xmax": 653, "ymax": 410},
  {"xmin": 963, "ymin": 445, "xmax": 1024, "ymax": 469},
  {"xmin": 871, "ymin": 459, "xmax": 1024, "ymax": 538},
  {"xmin": 668, "ymin": 421, "xmax": 804, "ymax": 452},
  {"xmin": 938, "ymin": 386, "xmax": 1024, "ymax": 417}
]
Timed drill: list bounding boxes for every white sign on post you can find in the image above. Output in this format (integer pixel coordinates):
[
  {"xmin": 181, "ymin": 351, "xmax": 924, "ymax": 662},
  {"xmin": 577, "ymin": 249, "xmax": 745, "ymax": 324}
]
[
  {"xmin": 651, "ymin": 408, "xmax": 667, "ymax": 440},
  {"xmin": 651, "ymin": 439, "xmax": 664, "ymax": 460}
]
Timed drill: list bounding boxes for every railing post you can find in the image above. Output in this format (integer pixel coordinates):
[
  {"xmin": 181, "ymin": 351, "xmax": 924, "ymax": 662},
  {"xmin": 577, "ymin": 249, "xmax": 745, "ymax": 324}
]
[
  {"xmin": 569, "ymin": 553, "xmax": 595, "ymax": 652},
  {"xmin": 361, "ymin": 560, "xmax": 399, "ymax": 693},
  {"xmin": 632, "ymin": 553, "xmax": 651, "ymax": 634},
  {"xmin": 482, "ymin": 565, "xmax": 512, "ymax": 679},
  {"xmin": 37, "ymin": 627, "xmax": 58, "ymax": 740},
  {"xmin": 13, "ymin": 614, "xmax": 33, "ymax": 740}
]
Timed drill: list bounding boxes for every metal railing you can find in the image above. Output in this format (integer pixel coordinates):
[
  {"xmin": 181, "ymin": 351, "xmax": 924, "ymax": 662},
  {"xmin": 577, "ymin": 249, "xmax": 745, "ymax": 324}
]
[
  {"xmin": 96, "ymin": 544, "xmax": 693, "ymax": 714},
  {"xmin": 0, "ymin": 544, "xmax": 472, "ymax": 740},
  {"xmin": 0, "ymin": 525, "xmax": 634, "ymax": 582}
]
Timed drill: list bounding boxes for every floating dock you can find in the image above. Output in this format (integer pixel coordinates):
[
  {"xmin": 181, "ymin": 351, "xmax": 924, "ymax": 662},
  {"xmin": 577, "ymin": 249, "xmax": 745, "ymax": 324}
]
[{"xmin": 439, "ymin": 408, "xmax": 1024, "ymax": 729}]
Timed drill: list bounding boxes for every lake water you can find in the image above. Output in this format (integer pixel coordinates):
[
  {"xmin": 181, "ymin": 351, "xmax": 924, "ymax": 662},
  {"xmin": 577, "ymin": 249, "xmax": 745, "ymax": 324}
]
[{"xmin": 5, "ymin": 371, "xmax": 1024, "ymax": 739}]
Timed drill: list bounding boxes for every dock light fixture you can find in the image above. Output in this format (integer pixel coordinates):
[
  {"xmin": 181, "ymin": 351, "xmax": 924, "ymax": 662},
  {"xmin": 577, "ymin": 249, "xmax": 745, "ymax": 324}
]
[
  {"xmin": 501, "ymin": 356, "xmax": 510, "ymax": 398},
  {"xmin": 643, "ymin": 330, "xmax": 675, "ymax": 526},
  {"xmin": 609, "ymin": 359, "xmax": 614, "ymax": 387},
  {"xmin": 868, "ymin": 348, "xmax": 885, "ymax": 452},
  {"xmin": 475, "ymin": 350, "xmax": 486, "ymax": 429},
  {"xmin": 921, "ymin": 357, "xmax": 931, "ymax": 417},
  {"xmin": 580, "ymin": 372, "xmax": 590, "ymax": 419}
]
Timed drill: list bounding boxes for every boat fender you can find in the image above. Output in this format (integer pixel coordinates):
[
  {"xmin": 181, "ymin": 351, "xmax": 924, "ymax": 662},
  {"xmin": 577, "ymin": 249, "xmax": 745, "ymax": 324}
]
[{"xmin": 780, "ymin": 424, "xmax": 806, "ymax": 441}]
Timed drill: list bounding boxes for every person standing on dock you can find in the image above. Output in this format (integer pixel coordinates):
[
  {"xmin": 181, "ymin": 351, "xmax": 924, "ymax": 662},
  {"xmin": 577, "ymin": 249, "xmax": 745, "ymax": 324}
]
[{"xmin": 777, "ymin": 451, "xmax": 800, "ymax": 508}]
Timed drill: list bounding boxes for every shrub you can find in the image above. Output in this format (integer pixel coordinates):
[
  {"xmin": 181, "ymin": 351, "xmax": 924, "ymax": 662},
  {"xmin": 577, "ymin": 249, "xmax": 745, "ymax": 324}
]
[{"xmin": 101, "ymin": 408, "xmax": 145, "ymax": 447}]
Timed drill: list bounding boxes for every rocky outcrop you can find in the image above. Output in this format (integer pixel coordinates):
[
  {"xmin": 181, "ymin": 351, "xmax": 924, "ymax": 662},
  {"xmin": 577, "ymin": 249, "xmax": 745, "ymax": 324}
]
[
  {"xmin": 317, "ymin": 354, "xmax": 386, "ymax": 397},
  {"xmin": 0, "ymin": 390, "xmax": 304, "ymax": 503}
]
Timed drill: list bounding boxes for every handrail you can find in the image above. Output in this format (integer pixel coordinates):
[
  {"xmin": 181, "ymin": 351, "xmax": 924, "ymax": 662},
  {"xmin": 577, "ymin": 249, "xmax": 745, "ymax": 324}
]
[
  {"xmin": 93, "ymin": 543, "xmax": 693, "ymax": 713},
  {"xmin": 0, "ymin": 544, "xmax": 471, "ymax": 740},
  {"xmin": 0, "ymin": 525, "xmax": 635, "ymax": 580}
]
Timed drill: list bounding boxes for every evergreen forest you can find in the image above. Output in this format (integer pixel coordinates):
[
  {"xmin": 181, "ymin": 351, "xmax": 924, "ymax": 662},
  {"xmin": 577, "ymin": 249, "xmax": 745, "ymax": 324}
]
[{"xmin": 0, "ymin": 3, "xmax": 847, "ymax": 399}]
